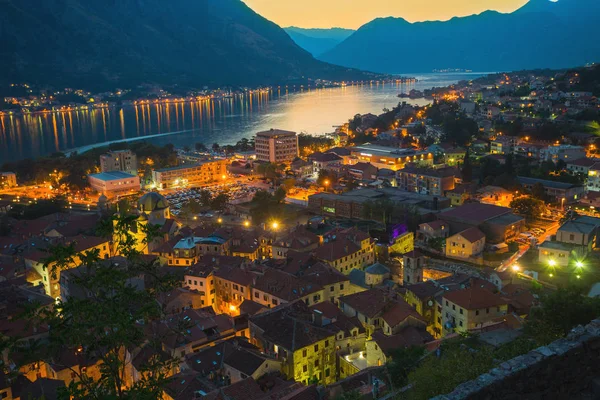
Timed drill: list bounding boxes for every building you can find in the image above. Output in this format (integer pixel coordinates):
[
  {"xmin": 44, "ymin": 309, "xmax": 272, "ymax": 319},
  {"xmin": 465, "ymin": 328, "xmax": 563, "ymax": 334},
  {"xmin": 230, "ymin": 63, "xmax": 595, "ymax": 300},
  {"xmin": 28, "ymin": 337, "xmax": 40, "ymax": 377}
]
[
  {"xmin": 476, "ymin": 186, "xmax": 514, "ymax": 208},
  {"xmin": 517, "ymin": 176, "xmax": 584, "ymax": 204},
  {"xmin": 88, "ymin": 171, "xmax": 141, "ymax": 197},
  {"xmin": 586, "ymin": 163, "xmax": 600, "ymax": 192},
  {"xmin": 441, "ymin": 287, "xmax": 508, "ymax": 336},
  {"xmin": 309, "ymin": 152, "xmax": 343, "ymax": 173},
  {"xmin": 313, "ymin": 227, "xmax": 374, "ymax": 275},
  {"xmin": 490, "ymin": 136, "xmax": 516, "ymax": 155},
  {"xmin": 396, "ymin": 166, "xmax": 457, "ymax": 196},
  {"xmin": 438, "ymin": 202, "xmax": 524, "ymax": 244},
  {"xmin": 566, "ymin": 158, "xmax": 599, "ymax": 176},
  {"xmin": 445, "ymin": 227, "xmax": 486, "ymax": 260},
  {"xmin": 100, "ymin": 150, "xmax": 138, "ymax": 175},
  {"xmin": 184, "ymin": 264, "xmax": 215, "ymax": 308},
  {"xmin": 254, "ymin": 129, "xmax": 298, "ymax": 164},
  {"xmin": 0, "ymin": 172, "xmax": 17, "ymax": 188},
  {"xmin": 152, "ymin": 159, "xmax": 228, "ymax": 189},
  {"xmin": 347, "ymin": 162, "xmax": 378, "ymax": 181},
  {"xmin": 417, "ymin": 220, "xmax": 449, "ymax": 241},
  {"xmin": 538, "ymin": 216, "xmax": 600, "ymax": 267},
  {"xmin": 541, "ymin": 145, "xmax": 586, "ymax": 164},
  {"xmin": 349, "ymin": 144, "xmax": 433, "ymax": 171},
  {"xmin": 308, "ymin": 187, "xmax": 450, "ymax": 220},
  {"xmin": 249, "ymin": 301, "xmax": 337, "ymax": 386}
]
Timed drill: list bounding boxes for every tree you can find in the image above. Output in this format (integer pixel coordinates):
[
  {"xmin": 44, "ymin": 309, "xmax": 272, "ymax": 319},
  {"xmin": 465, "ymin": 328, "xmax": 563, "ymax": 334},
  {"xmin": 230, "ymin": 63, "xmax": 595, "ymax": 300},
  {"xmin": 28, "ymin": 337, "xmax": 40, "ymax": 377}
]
[
  {"xmin": 15, "ymin": 214, "xmax": 180, "ymax": 398},
  {"xmin": 199, "ymin": 190, "xmax": 212, "ymax": 206},
  {"xmin": 273, "ymin": 187, "xmax": 287, "ymax": 203},
  {"xmin": 525, "ymin": 287, "xmax": 600, "ymax": 345},
  {"xmin": 195, "ymin": 143, "xmax": 207, "ymax": 152},
  {"xmin": 210, "ymin": 193, "xmax": 229, "ymax": 211},
  {"xmin": 212, "ymin": 143, "xmax": 220, "ymax": 153},
  {"xmin": 386, "ymin": 346, "xmax": 426, "ymax": 388},
  {"xmin": 510, "ymin": 197, "xmax": 547, "ymax": 220},
  {"xmin": 182, "ymin": 145, "xmax": 191, "ymax": 152},
  {"xmin": 461, "ymin": 148, "xmax": 473, "ymax": 183},
  {"xmin": 281, "ymin": 178, "xmax": 296, "ymax": 193},
  {"xmin": 531, "ymin": 182, "xmax": 547, "ymax": 202}
]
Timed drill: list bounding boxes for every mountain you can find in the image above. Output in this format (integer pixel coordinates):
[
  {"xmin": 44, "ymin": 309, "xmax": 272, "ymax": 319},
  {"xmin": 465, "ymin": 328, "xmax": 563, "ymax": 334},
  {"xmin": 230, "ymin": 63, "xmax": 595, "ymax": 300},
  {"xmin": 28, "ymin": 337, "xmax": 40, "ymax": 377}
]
[
  {"xmin": 284, "ymin": 27, "xmax": 355, "ymax": 57},
  {"xmin": 320, "ymin": 0, "xmax": 600, "ymax": 73},
  {"xmin": 0, "ymin": 0, "xmax": 375, "ymax": 90}
]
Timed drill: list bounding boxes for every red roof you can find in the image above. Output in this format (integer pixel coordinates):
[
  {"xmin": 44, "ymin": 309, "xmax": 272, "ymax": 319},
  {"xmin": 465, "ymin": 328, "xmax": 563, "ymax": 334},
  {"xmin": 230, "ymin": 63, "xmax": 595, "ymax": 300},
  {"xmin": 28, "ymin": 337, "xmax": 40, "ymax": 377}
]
[
  {"xmin": 444, "ymin": 287, "xmax": 507, "ymax": 310},
  {"xmin": 456, "ymin": 227, "xmax": 485, "ymax": 243}
]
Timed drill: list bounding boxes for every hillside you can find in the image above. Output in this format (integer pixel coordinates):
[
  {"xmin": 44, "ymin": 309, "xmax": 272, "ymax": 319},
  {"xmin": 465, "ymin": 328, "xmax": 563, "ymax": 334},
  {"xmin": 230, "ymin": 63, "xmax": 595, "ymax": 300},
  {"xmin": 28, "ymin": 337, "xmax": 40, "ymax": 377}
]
[
  {"xmin": 320, "ymin": 0, "xmax": 600, "ymax": 73},
  {"xmin": 284, "ymin": 27, "xmax": 355, "ymax": 56},
  {"xmin": 0, "ymin": 0, "xmax": 374, "ymax": 90}
]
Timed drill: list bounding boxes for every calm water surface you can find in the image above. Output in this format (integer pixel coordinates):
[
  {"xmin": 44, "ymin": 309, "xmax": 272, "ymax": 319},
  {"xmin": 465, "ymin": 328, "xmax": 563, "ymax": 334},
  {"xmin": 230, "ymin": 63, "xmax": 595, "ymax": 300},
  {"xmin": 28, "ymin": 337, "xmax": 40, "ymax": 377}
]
[{"xmin": 0, "ymin": 73, "xmax": 486, "ymax": 163}]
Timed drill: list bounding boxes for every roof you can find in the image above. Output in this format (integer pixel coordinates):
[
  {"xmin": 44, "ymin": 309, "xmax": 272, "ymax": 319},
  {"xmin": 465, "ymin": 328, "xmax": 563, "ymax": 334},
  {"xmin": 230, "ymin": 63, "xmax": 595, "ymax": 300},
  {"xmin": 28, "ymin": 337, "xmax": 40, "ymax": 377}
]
[
  {"xmin": 370, "ymin": 327, "xmax": 433, "ymax": 355},
  {"xmin": 365, "ymin": 262, "xmax": 390, "ymax": 275},
  {"xmin": 405, "ymin": 280, "xmax": 441, "ymax": 300},
  {"xmin": 223, "ymin": 348, "xmax": 267, "ymax": 376},
  {"xmin": 420, "ymin": 220, "xmax": 448, "ymax": 230},
  {"xmin": 399, "ymin": 166, "xmax": 458, "ymax": 178},
  {"xmin": 517, "ymin": 176, "xmax": 582, "ymax": 190},
  {"xmin": 443, "ymin": 287, "xmax": 507, "ymax": 310},
  {"xmin": 340, "ymin": 289, "xmax": 391, "ymax": 319},
  {"xmin": 253, "ymin": 269, "xmax": 321, "ymax": 301},
  {"xmin": 18, "ymin": 378, "xmax": 66, "ymax": 400},
  {"xmin": 440, "ymin": 203, "xmax": 512, "ymax": 225},
  {"xmin": 348, "ymin": 162, "xmax": 376, "ymax": 173},
  {"xmin": 348, "ymin": 269, "xmax": 367, "ymax": 289},
  {"xmin": 214, "ymin": 265, "xmax": 256, "ymax": 287},
  {"xmin": 138, "ymin": 192, "xmax": 169, "ymax": 211},
  {"xmin": 309, "ymin": 152, "xmax": 342, "ymax": 162},
  {"xmin": 88, "ymin": 171, "xmax": 137, "ymax": 181},
  {"xmin": 249, "ymin": 301, "xmax": 334, "ymax": 351},
  {"xmin": 558, "ymin": 217, "xmax": 600, "ymax": 235},
  {"xmin": 256, "ymin": 129, "xmax": 297, "ymax": 138},
  {"xmin": 239, "ymin": 299, "xmax": 267, "ymax": 316},
  {"xmin": 567, "ymin": 157, "xmax": 599, "ymax": 167},
  {"xmin": 381, "ymin": 300, "xmax": 425, "ymax": 327}
]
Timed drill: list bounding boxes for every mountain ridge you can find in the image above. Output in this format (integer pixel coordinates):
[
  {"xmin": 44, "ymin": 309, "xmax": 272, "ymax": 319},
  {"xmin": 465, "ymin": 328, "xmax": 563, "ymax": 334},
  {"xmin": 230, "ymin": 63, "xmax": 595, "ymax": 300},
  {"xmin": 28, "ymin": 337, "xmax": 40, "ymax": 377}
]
[
  {"xmin": 284, "ymin": 27, "xmax": 355, "ymax": 57},
  {"xmin": 0, "ymin": 0, "xmax": 375, "ymax": 90},
  {"xmin": 320, "ymin": 0, "xmax": 600, "ymax": 73}
]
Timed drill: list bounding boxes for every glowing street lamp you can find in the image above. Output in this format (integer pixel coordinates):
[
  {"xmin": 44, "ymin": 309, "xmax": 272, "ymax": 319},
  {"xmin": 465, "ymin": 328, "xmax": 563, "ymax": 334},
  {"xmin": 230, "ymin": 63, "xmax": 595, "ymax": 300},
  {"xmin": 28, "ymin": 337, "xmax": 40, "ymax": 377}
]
[
  {"xmin": 221, "ymin": 174, "xmax": 227, "ymax": 180},
  {"xmin": 576, "ymin": 261, "xmax": 584, "ymax": 269},
  {"xmin": 244, "ymin": 220, "xmax": 250, "ymax": 227},
  {"xmin": 217, "ymin": 217, "xmax": 223, "ymax": 224},
  {"xmin": 512, "ymin": 265, "xmax": 520, "ymax": 272},
  {"xmin": 548, "ymin": 259, "xmax": 556, "ymax": 267},
  {"xmin": 271, "ymin": 221, "xmax": 279, "ymax": 230}
]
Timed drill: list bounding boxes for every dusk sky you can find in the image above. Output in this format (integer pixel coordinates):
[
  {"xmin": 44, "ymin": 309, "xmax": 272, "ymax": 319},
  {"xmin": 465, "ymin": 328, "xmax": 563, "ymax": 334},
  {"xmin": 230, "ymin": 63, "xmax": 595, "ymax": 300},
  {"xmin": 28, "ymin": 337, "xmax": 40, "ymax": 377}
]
[{"xmin": 243, "ymin": 0, "xmax": 530, "ymax": 29}]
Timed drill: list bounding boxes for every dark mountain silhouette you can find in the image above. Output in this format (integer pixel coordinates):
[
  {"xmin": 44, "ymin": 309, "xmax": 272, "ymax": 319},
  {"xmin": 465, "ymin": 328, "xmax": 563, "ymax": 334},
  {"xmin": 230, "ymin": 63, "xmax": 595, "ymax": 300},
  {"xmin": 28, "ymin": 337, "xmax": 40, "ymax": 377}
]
[
  {"xmin": 0, "ymin": 0, "xmax": 375, "ymax": 90},
  {"xmin": 320, "ymin": 0, "xmax": 600, "ymax": 73},
  {"xmin": 284, "ymin": 27, "xmax": 355, "ymax": 57}
]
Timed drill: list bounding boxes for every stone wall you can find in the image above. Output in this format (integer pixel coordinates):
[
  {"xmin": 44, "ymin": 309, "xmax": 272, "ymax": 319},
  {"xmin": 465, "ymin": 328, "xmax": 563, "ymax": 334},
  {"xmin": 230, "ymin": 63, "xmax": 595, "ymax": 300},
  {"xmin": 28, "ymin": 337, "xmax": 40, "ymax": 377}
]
[{"xmin": 432, "ymin": 318, "xmax": 600, "ymax": 400}]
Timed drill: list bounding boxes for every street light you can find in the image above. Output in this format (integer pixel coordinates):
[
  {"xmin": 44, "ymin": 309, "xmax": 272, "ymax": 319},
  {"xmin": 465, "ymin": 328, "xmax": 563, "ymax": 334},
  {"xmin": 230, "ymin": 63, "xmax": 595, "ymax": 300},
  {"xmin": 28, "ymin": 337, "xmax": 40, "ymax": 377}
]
[
  {"xmin": 576, "ymin": 261, "xmax": 584, "ymax": 269},
  {"xmin": 548, "ymin": 259, "xmax": 556, "ymax": 267},
  {"xmin": 244, "ymin": 220, "xmax": 250, "ymax": 227},
  {"xmin": 512, "ymin": 265, "xmax": 520, "ymax": 272},
  {"xmin": 271, "ymin": 221, "xmax": 279, "ymax": 230},
  {"xmin": 217, "ymin": 217, "xmax": 223, "ymax": 224},
  {"xmin": 561, "ymin": 197, "xmax": 566, "ymax": 211}
]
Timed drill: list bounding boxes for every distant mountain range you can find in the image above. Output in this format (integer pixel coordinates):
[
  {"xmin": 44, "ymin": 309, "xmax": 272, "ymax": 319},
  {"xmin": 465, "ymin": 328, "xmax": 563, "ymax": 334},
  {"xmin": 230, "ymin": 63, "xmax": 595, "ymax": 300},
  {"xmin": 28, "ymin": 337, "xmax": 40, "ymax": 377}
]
[
  {"xmin": 0, "ymin": 0, "xmax": 375, "ymax": 90},
  {"xmin": 284, "ymin": 27, "xmax": 355, "ymax": 57},
  {"xmin": 319, "ymin": 0, "xmax": 600, "ymax": 73}
]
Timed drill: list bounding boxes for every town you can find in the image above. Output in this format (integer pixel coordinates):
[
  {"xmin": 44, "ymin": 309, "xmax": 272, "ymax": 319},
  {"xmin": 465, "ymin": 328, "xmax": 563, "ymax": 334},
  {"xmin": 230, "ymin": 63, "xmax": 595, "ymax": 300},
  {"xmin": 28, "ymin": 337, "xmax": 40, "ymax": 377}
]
[{"xmin": 1, "ymin": 64, "xmax": 600, "ymax": 400}]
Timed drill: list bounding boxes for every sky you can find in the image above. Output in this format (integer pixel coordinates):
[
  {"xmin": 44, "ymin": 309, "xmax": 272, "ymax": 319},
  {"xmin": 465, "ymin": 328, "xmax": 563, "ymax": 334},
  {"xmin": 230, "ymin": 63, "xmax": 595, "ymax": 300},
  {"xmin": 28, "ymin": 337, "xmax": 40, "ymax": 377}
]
[{"xmin": 242, "ymin": 0, "xmax": 530, "ymax": 29}]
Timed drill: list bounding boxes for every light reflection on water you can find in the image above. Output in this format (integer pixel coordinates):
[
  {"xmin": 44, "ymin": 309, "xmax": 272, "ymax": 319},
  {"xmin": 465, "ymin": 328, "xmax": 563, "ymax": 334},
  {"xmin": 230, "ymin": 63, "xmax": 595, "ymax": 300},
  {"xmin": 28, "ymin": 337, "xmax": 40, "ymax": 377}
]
[{"xmin": 0, "ymin": 73, "xmax": 486, "ymax": 163}]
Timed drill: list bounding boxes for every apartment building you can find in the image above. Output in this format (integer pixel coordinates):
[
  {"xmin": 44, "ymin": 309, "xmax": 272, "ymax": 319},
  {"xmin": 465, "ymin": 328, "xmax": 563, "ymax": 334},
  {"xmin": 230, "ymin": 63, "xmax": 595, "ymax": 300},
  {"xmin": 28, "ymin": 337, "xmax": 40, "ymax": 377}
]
[
  {"xmin": 152, "ymin": 159, "xmax": 228, "ymax": 189},
  {"xmin": 396, "ymin": 165, "xmax": 457, "ymax": 196},
  {"xmin": 100, "ymin": 150, "xmax": 138, "ymax": 175},
  {"xmin": 254, "ymin": 129, "xmax": 298, "ymax": 164}
]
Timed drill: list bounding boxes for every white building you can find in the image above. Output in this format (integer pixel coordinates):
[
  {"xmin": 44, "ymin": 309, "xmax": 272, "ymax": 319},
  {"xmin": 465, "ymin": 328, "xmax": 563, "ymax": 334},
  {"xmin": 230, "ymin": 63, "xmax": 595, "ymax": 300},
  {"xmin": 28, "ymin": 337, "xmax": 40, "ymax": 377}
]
[
  {"xmin": 254, "ymin": 129, "xmax": 298, "ymax": 164},
  {"xmin": 88, "ymin": 171, "xmax": 140, "ymax": 197},
  {"xmin": 541, "ymin": 145, "xmax": 586, "ymax": 164},
  {"xmin": 0, "ymin": 172, "xmax": 17, "ymax": 189}
]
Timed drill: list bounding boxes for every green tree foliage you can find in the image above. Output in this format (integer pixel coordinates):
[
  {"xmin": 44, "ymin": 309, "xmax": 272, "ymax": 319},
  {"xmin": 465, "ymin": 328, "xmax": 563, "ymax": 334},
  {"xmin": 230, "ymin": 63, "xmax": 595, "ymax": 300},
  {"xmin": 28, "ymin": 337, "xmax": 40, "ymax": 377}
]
[
  {"xmin": 510, "ymin": 197, "xmax": 547, "ymax": 220},
  {"xmin": 316, "ymin": 169, "xmax": 337, "ymax": 187},
  {"xmin": 386, "ymin": 346, "xmax": 426, "ymax": 388},
  {"xmin": 281, "ymin": 178, "xmax": 296, "ymax": 193},
  {"xmin": 525, "ymin": 287, "xmax": 600, "ymax": 345},
  {"xmin": 8, "ymin": 197, "xmax": 67, "ymax": 220},
  {"xmin": 15, "ymin": 214, "xmax": 180, "ymax": 399},
  {"xmin": 249, "ymin": 190, "xmax": 285, "ymax": 224},
  {"xmin": 442, "ymin": 114, "xmax": 478, "ymax": 147},
  {"xmin": 210, "ymin": 193, "xmax": 229, "ymax": 211},
  {"xmin": 199, "ymin": 190, "xmax": 212, "ymax": 207},
  {"xmin": 407, "ymin": 338, "xmax": 495, "ymax": 400},
  {"xmin": 461, "ymin": 148, "xmax": 473, "ymax": 183}
]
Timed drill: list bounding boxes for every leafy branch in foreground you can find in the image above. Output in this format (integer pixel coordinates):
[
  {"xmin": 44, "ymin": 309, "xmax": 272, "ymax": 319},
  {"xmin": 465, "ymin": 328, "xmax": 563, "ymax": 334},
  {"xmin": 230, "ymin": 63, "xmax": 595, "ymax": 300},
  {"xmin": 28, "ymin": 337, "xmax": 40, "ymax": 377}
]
[{"xmin": 15, "ymin": 213, "xmax": 181, "ymax": 399}]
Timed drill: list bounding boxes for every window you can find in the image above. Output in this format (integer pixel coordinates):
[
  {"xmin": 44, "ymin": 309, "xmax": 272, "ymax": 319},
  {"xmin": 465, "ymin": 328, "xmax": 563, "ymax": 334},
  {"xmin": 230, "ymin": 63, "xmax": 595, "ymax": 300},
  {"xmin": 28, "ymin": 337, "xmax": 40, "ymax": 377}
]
[
  {"xmin": 314, "ymin": 359, "xmax": 319, "ymax": 367},
  {"xmin": 570, "ymin": 234, "xmax": 575, "ymax": 241},
  {"xmin": 314, "ymin": 344, "xmax": 319, "ymax": 352},
  {"xmin": 445, "ymin": 301, "xmax": 448, "ymax": 306},
  {"xmin": 476, "ymin": 310, "xmax": 480, "ymax": 316},
  {"xmin": 303, "ymin": 349, "xmax": 307, "ymax": 357},
  {"xmin": 459, "ymin": 308, "xmax": 463, "ymax": 315},
  {"xmin": 452, "ymin": 305, "xmax": 455, "ymax": 311},
  {"xmin": 486, "ymin": 308, "xmax": 490, "ymax": 314},
  {"xmin": 272, "ymin": 299, "xmax": 278, "ymax": 306},
  {"xmin": 303, "ymin": 365, "xmax": 307, "ymax": 372},
  {"xmin": 254, "ymin": 291, "xmax": 259, "ymax": 298},
  {"xmin": 340, "ymin": 283, "xmax": 344, "ymax": 290},
  {"xmin": 330, "ymin": 286, "xmax": 334, "ymax": 292},
  {"xmin": 459, "ymin": 321, "xmax": 463, "ymax": 327},
  {"xmin": 325, "ymin": 340, "xmax": 329, "ymax": 347},
  {"xmin": 325, "ymin": 368, "xmax": 330, "ymax": 378}
]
